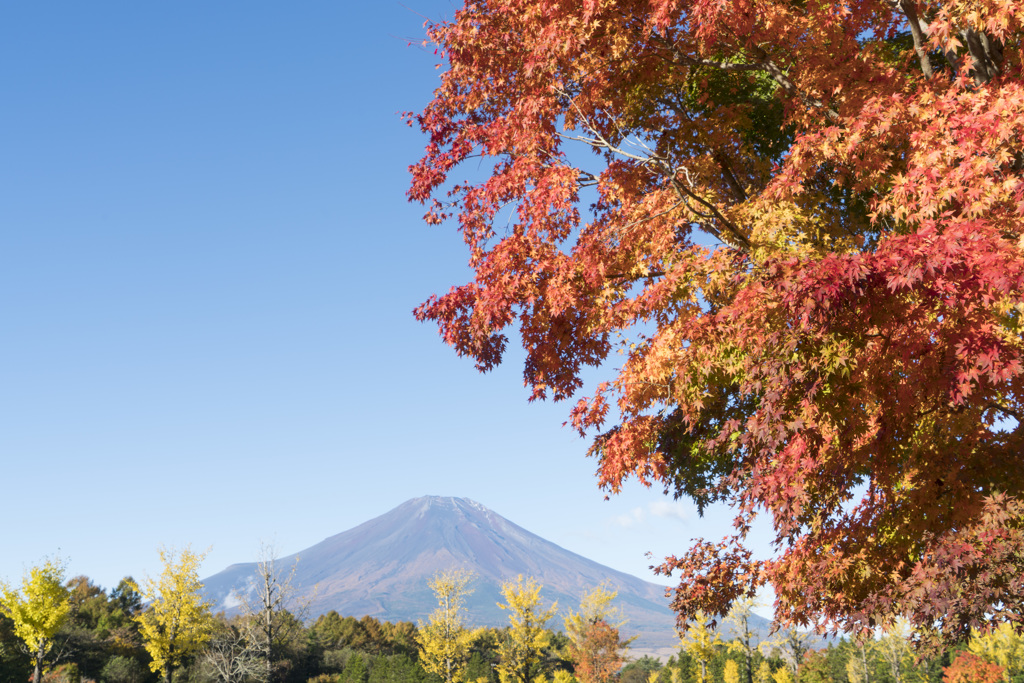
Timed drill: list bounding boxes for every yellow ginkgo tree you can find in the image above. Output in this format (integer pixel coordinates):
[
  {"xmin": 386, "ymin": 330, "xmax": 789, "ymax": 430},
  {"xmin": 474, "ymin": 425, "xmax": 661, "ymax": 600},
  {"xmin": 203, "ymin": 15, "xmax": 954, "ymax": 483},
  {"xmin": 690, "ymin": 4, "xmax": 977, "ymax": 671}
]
[
  {"xmin": 496, "ymin": 576, "xmax": 557, "ymax": 683},
  {"xmin": 681, "ymin": 612, "xmax": 722, "ymax": 683},
  {"xmin": 131, "ymin": 545, "xmax": 213, "ymax": 683},
  {"xmin": 0, "ymin": 557, "xmax": 72, "ymax": 683},
  {"xmin": 417, "ymin": 569, "xmax": 476, "ymax": 683}
]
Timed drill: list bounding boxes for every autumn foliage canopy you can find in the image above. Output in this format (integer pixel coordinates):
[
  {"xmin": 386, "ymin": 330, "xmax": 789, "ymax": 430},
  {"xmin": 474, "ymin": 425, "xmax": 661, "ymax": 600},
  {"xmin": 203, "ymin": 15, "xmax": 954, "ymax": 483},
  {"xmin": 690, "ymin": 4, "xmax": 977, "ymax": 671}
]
[
  {"xmin": 407, "ymin": 0, "xmax": 1024, "ymax": 645},
  {"xmin": 942, "ymin": 652, "xmax": 1005, "ymax": 683}
]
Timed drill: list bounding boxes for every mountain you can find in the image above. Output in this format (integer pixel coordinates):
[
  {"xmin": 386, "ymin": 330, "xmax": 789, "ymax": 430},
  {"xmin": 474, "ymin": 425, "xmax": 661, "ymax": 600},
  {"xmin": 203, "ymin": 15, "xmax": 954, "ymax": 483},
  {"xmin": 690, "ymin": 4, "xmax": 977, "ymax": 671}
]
[{"xmin": 200, "ymin": 496, "xmax": 767, "ymax": 655}]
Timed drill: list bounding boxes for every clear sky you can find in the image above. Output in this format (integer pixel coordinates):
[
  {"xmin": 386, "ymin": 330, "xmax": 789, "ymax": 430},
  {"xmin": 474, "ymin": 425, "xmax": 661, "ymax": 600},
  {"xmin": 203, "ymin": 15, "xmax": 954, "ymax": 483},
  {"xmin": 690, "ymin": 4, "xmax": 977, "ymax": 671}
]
[{"xmin": 0, "ymin": 2, "xmax": 771, "ymax": 612}]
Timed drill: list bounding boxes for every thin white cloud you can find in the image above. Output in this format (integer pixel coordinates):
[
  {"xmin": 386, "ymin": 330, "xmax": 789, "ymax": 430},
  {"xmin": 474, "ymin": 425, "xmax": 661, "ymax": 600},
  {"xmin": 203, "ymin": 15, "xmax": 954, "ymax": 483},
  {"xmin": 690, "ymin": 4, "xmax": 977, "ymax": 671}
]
[
  {"xmin": 613, "ymin": 506, "xmax": 647, "ymax": 527},
  {"xmin": 648, "ymin": 500, "xmax": 690, "ymax": 521},
  {"xmin": 611, "ymin": 501, "xmax": 691, "ymax": 527}
]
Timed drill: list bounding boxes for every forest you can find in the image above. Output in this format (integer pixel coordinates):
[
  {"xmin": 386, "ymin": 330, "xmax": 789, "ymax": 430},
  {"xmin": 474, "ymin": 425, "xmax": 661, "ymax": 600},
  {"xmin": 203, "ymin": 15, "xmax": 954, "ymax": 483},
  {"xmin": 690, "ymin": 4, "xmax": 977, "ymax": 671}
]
[{"xmin": 0, "ymin": 552, "xmax": 1020, "ymax": 683}]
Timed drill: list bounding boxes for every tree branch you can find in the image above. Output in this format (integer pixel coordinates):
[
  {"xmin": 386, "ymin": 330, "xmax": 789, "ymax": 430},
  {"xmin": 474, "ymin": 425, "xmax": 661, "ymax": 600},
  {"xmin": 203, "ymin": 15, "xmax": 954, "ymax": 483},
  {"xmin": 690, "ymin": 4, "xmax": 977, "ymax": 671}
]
[
  {"xmin": 557, "ymin": 91, "xmax": 752, "ymax": 250},
  {"xmin": 961, "ymin": 28, "xmax": 1003, "ymax": 85},
  {"xmin": 897, "ymin": 0, "xmax": 934, "ymax": 79},
  {"xmin": 650, "ymin": 31, "xmax": 841, "ymax": 123},
  {"xmin": 988, "ymin": 401, "xmax": 1023, "ymax": 423}
]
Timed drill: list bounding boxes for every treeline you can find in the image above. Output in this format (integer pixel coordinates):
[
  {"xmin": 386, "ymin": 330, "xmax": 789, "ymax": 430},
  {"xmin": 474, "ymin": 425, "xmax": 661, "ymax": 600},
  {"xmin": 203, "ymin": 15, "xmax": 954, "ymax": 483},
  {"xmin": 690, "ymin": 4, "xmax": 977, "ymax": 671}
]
[
  {"xmin": 2, "ymin": 553, "xmax": 1022, "ymax": 683},
  {"xmin": 635, "ymin": 631, "xmax": 1019, "ymax": 683},
  {"xmin": 0, "ymin": 580, "xmax": 432, "ymax": 683},
  {"xmin": 658, "ymin": 606, "xmax": 1024, "ymax": 683},
  {"xmin": 0, "ymin": 571, "xmax": 570, "ymax": 683}
]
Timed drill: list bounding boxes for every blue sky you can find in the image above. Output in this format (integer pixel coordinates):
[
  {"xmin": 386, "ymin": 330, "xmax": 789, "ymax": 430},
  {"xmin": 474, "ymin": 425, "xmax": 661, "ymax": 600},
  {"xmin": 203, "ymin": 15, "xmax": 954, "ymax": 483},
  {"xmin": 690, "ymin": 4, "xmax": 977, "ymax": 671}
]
[{"xmin": 0, "ymin": 2, "xmax": 770, "ymax": 615}]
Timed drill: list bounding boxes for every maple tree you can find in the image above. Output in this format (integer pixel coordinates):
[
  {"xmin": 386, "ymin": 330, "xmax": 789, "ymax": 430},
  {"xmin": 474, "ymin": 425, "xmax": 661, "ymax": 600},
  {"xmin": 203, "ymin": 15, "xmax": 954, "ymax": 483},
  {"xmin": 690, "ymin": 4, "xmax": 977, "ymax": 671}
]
[
  {"xmin": 943, "ymin": 652, "xmax": 1005, "ymax": 683},
  {"xmin": 565, "ymin": 620, "xmax": 624, "ymax": 683},
  {"xmin": 408, "ymin": 0, "xmax": 1024, "ymax": 646},
  {"xmin": 0, "ymin": 558, "xmax": 72, "ymax": 683}
]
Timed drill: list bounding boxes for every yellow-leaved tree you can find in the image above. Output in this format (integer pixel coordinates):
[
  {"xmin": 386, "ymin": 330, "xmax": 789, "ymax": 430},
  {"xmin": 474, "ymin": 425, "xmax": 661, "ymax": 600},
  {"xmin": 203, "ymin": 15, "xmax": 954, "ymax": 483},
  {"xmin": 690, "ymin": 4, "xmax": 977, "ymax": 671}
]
[
  {"xmin": 844, "ymin": 640, "xmax": 873, "ymax": 683},
  {"xmin": 724, "ymin": 598, "xmax": 758, "ymax": 683},
  {"xmin": 877, "ymin": 620, "xmax": 915, "ymax": 683},
  {"xmin": 681, "ymin": 612, "xmax": 721, "ymax": 683},
  {"xmin": 0, "ymin": 557, "xmax": 72, "ymax": 683},
  {"xmin": 417, "ymin": 569, "xmax": 476, "ymax": 683},
  {"xmin": 496, "ymin": 576, "xmax": 557, "ymax": 683},
  {"xmin": 723, "ymin": 660, "xmax": 741, "ymax": 683},
  {"xmin": 553, "ymin": 670, "xmax": 578, "ymax": 683},
  {"xmin": 564, "ymin": 585, "xmax": 633, "ymax": 683},
  {"xmin": 969, "ymin": 623, "xmax": 1024, "ymax": 682},
  {"xmin": 131, "ymin": 546, "xmax": 214, "ymax": 683},
  {"xmin": 771, "ymin": 668, "xmax": 794, "ymax": 683}
]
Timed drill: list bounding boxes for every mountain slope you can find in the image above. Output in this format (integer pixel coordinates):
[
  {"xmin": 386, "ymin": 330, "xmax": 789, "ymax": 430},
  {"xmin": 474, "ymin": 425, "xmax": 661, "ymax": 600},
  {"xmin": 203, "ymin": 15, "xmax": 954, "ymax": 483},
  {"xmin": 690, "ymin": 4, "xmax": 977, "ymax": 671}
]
[{"xmin": 200, "ymin": 496, "xmax": 757, "ymax": 653}]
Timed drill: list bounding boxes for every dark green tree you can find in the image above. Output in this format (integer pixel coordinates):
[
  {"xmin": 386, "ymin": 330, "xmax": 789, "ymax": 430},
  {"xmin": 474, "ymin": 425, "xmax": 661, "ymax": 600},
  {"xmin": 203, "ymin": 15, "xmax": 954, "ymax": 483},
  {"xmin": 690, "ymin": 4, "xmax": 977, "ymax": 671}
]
[
  {"xmin": 343, "ymin": 652, "xmax": 368, "ymax": 683},
  {"xmin": 0, "ymin": 612, "xmax": 32, "ymax": 683},
  {"xmin": 59, "ymin": 576, "xmax": 148, "ymax": 683},
  {"xmin": 620, "ymin": 656, "xmax": 662, "ymax": 683},
  {"xmin": 101, "ymin": 655, "xmax": 150, "ymax": 683}
]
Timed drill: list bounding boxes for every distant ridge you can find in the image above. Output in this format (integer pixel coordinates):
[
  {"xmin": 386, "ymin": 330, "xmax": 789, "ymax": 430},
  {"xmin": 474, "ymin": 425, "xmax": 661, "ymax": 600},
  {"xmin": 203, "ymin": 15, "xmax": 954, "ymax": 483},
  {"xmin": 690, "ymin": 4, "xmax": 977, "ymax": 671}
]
[{"xmin": 200, "ymin": 496, "xmax": 769, "ymax": 654}]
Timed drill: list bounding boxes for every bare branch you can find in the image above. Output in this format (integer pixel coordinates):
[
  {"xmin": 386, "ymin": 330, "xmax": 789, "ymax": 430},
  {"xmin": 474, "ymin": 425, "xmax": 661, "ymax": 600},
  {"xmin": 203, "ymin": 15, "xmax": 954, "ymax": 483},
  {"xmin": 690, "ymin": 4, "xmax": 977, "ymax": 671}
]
[
  {"xmin": 713, "ymin": 150, "xmax": 749, "ymax": 202},
  {"xmin": 749, "ymin": 48, "xmax": 841, "ymax": 123},
  {"xmin": 233, "ymin": 543, "xmax": 316, "ymax": 683},
  {"xmin": 557, "ymin": 90, "xmax": 752, "ymax": 250},
  {"xmin": 661, "ymin": 161, "xmax": 753, "ymax": 249},
  {"xmin": 605, "ymin": 270, "xmax": 667, "ymax": 281}
]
